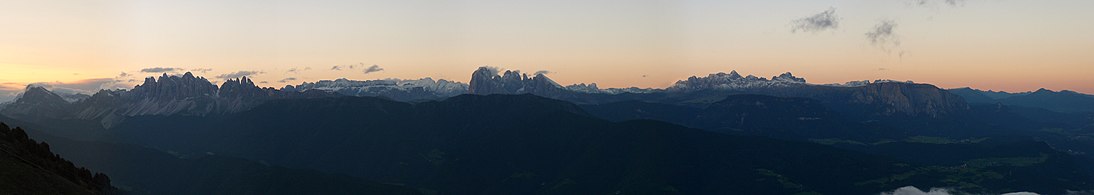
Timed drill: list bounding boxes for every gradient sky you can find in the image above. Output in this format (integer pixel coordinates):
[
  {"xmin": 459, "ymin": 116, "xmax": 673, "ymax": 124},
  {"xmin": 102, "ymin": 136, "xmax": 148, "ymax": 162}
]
[{"xmin": 1, "ymin": 0, "xmax": 1092, "ymax": 101}]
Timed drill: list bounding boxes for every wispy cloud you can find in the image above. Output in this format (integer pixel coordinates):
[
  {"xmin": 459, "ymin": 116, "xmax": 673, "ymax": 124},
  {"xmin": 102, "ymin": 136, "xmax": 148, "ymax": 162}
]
[
  {"xmin": 140, "ymin": 67, "xmax": 183, "ymax": 73},
  {"xmin": 363, "ymin": 65, "xmax": 384, "ymax": 74},
  {"xmin": 287, "ymin": 67, "xmax": 311, "ymax": 74},
  {"xmin": 866, "ymin": 20, "xmax": 901, "ymax": 53},
  {"xmin": 191, "ymin": 68, "xmax": 213, "ymax": 73},
  {"xmin": 880, "ymin": 186, "xmax": 1038, "ymax": 195},
  {"xmin": 791, "ymin": 8, "xmax": 840, "ymax": 33},
  {"xmin": 534, "ymin": 70, "xmax": 551, "ymax": 75},
  {"xmin": 25, "ymin": 78, "xmax": 127, "ymax": 96},
  {"xmin": 216, "ymin": 71, "xmax": 263, "ymax": 79},
  {"xmin": 278, "ymin": 77, "xmax": 298, "ymax": 83},
  {"xmin": 334, "ymin": 63, "xmax": 369, "ymax": 71},
  {"xmin": 910, "ymin": 0, "xmax": 965, "ymax": 7}
]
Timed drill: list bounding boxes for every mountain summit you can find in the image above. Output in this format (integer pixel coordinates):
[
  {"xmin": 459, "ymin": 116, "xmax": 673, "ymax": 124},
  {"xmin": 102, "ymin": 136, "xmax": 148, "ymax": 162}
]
[
  {"xmin": 667, "ymin": 71, "xmax": 808, "ymax": 92},
  {"xmin": 469, "ymin": 67, "xmax": 565, "ymax": 95}
]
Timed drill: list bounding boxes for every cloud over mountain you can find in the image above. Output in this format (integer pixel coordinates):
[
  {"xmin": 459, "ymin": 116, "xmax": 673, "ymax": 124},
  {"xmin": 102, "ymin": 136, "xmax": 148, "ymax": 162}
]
[
  {"xmin": 216, "ymin": 71, "xmax": 263, "ymax": 79},
  {"xmin": 141, "ymin": 67, "xmax": 183, "ymax": 73}
]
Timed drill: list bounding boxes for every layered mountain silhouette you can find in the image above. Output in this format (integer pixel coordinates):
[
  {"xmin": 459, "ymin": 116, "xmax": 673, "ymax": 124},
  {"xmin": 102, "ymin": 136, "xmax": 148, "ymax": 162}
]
[{"xmin": 2, "ymin": 67, "xmax": 1093, "ymax": 194}]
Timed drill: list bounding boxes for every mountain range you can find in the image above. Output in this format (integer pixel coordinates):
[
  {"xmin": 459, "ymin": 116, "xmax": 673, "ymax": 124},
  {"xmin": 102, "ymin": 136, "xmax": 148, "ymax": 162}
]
[{"xmin": 1, "ymin": 67, "xmax": 1092, "ymax": 194}]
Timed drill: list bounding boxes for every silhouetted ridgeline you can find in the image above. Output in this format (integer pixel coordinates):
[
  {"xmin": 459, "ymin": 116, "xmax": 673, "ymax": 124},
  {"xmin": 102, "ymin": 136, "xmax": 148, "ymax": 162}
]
[{"xmin": 0, "ymin": 123, "xmax": 116, "ymax": 194}]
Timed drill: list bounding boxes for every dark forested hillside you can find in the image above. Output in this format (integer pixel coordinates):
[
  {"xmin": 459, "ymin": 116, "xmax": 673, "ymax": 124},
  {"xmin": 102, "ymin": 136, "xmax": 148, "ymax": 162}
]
[
  {"xmin": 0, "ymin": 123, "xmax": 115, "ymax": 194},
  {"xmin": 99, "ymin": 94, "xmax": 1093, "ymax": 194}
]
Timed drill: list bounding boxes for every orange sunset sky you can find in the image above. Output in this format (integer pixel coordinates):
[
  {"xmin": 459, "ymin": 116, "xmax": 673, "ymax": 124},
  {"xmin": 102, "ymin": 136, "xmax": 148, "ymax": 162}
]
[{"xmin": 1, "ymin": 0, "xmax": 1092, "ymax": 101}]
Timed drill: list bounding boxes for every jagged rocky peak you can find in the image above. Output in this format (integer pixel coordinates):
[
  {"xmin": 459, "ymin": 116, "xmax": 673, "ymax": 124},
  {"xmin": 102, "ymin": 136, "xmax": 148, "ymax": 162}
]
[
  {"xmin": 565, "ymin": 83, "xmax": 600, "ymax": 93},
  {"xmin": 219, "ymin": 76, "xmax": 269, "ymax": 99},
  {"xmin": 14, "ymin": 86, "xmax": 68, "ymax": 105},
  {"xmin": 129, "ymin": 72, "xmax": 218, "ymax": 100},
  {"xmin": 287, "ymin": 77, "xmax": 468, "ymax": 100},
  {"xmin": 667, "ymin": 70, "xmax": 809, "ymax": 92},
  {"xmin": 772, "ymin": 72, "xmax": 806, "ymax": 83},
  {"xmin": 469, "ymin": 66, "xmax": 566, "ymax": 95}
]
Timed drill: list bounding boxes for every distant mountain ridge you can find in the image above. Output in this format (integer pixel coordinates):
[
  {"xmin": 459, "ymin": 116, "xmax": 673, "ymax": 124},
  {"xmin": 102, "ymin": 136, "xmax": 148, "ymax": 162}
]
[
  {"xmin": 948, "ymin": 87, "xmax": 1094, "ymax": 113},
  {"xmin": 1, "ymin": 73, "xmax": 337, "ymax": 128},
  {"xmin": 466, "ymin": 67, "xmax": 967, "ymax": 117},
  {"xmin": 285, "ymin": 77, "xmax": 468, "ymax": 101},
  {"xmin": 0, "ymin": 67, "xmax": 1000, "ymax": 126}
]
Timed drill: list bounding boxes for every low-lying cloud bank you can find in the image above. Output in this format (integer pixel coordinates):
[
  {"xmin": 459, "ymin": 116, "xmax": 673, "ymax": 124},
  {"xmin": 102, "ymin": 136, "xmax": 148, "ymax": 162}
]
[{"xmin": 879, "ymin": 186, "xmax": 1045, "ymax": 195}]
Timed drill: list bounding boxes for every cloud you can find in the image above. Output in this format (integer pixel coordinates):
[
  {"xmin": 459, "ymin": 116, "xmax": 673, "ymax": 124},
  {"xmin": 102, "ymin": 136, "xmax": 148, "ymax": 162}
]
[
  {"xmin": 363, "ymin": 64, "xmax": 384, "ymax": 74},
  {"xmin": 534, "ymin": 70, "xmax": 551, "ymax": 75},
  {"xmin": 0, "ymin": 83, "xmax": 25, "ymax": 102},
  {"xmin": 331, "ymin": 65, "xmax": 343, "ymax": 71},
  {"xmin": 216, "ymin": 71, "xmax": 263, "ymax": 79},
  {"xmin": 278, "ymin": 77, "xmax": 298, "ymax": 83},
  {"xmin": 866, "ymin": 20, "xmax": 901, "ymax": 52},
  {"xmin": 191, "ymin": 68, "xmax": 213, "ymax": 73},
  {"xmin": 791, "ymin": 8, "xmax": 840, "ymax": 33},
  {"xmin": 0, "ymin": 77, "xmax": 143, "ymax": 102},
  {"xmin": 880, "ymin": 186, "xmax": 1040, "ymax": 195},
  {"xmin": 911, "ymin": 0, "xmax": 965, "ymax": 7},
  {"xmin": 20, "ymin": 78, "xmax": 132, "ymax": 98},
  {"xmin": 117, "ymin": 72, "xmax": 131, "ymax": 78},
  {"xmin": 478, "ymin": 66, "xmax": 503, "ymax": 76},
  {"xmin": 880, "ymin": 186, "xmax": 953, "ymax": 195},
  {"xmin": 140, "ymin": 67, "xmax": 183, "ymax": 73},
  {"xmin": 287, "ymin": 67, "xmax": 311, "ymax": 74}
]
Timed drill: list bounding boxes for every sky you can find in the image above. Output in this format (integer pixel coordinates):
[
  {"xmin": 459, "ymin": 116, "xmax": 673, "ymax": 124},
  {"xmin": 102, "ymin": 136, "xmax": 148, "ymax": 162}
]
[{"xmin": 1, "ymin": 0, "xmax": 1092, "ymax": 101}]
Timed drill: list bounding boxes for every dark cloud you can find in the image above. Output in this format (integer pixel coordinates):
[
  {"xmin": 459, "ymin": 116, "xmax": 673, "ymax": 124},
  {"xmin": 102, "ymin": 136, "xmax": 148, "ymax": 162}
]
[
  {"xmin": 534, "ymin": 70, "xmax": 551, "ymax": 75},
  {"xmin": 866, "ymin": 20, "xmax": 901, "ymax": 52},
  {"xmin": 117, "ymin": 72, "xmax": 131, "ymax": 78},
  {"xmin": 278, "ymin": 77, "xmax": 298, "ymax": 83},
  {"xmin": 140, "ymin": 67, "xmax": 183, "ymax": 73},
  {"xmin": 216, "ymin": 71, "xmax": 264, "ymax": 79},
  {"xmin": 331, "ymin": 66, "xmax": 343, "ymax": 71},
  {"xmin": 791, "ymin": 8, "xmax": 840, "ymax": 33},
  {"xmin": 363, "ymin": 65, "xmax": 384, "ymax": 74}
]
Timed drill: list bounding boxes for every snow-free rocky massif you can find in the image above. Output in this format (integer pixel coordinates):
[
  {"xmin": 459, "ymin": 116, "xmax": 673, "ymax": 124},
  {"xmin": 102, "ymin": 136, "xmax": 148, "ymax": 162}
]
[
  {"xmin": 2, "ymin": 67, "xmax": 1093, "ymax": 194},
  {"xmin": 1, "ymin": 67, "xmax": 979, "ymax": 128}
]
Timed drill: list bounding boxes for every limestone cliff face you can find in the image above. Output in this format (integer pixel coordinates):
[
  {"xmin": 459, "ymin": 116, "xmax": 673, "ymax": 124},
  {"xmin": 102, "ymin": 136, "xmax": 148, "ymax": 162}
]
[
  {"xmin": 468, "ymin": 67, "xmax": 566, "ymax": 96},
  {"xmin": 849, "ymin": 82, "xmax": 969, "ymax": 117}
]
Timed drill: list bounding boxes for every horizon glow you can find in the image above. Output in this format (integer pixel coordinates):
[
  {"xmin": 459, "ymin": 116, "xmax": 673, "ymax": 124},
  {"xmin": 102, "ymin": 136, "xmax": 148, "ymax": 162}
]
[{"xmin": 1, "ymin": 0, "xmax": 1092, "ymax": 101}]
